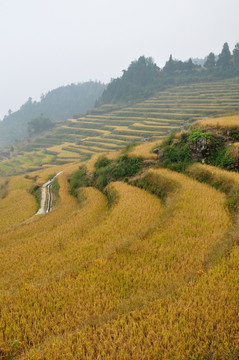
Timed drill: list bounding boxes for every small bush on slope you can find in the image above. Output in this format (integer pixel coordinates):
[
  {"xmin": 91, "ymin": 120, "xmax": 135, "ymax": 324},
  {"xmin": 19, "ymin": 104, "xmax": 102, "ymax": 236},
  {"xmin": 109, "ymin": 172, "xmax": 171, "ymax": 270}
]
[
  {"xmin": 68, "ymin": 167, "xmax": 89, "ymax": 197},
  {"xmin": 93, "ymin": 155, "xmax": 143, "ymax": 190}
]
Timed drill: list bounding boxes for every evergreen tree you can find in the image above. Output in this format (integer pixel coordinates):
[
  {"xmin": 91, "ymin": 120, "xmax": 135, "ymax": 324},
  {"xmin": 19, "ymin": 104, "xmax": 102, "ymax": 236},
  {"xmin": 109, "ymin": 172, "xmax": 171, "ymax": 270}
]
[
  {"xmin": 164, "ymin": 55, "xmax": 175, "ymax": 74},
  {"xmin": 204, "ymin": 52, "xmax": 216, "ymax": 70},
  {"xmin": 186, "ymin": 58, "xmax": 194, "ymax": 71},
  {"xmin": 27, "ymin": 114, "xmax": 53, "ymax": 136},
  {"xmin": 98, "ymin": 56, "xmax": 161, "ymax": 104},
  {"xmin": 217, "ymin": 42, "xmax": 232, "ymax": 71},
  {"xmin": 233, "ymin": 42, "xmax": 239, "ymax": 73}
]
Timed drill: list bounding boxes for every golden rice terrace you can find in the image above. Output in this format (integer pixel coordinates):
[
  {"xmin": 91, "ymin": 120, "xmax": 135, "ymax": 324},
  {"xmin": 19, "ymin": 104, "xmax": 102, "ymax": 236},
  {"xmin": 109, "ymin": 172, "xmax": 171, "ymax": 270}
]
[
  {"xmin": 1, "ymin": 77, "xmax": 239, "ymax": 176},
  {"xmin": 0, "ymin": 112, "xmax": 239, "ymax": 359}
]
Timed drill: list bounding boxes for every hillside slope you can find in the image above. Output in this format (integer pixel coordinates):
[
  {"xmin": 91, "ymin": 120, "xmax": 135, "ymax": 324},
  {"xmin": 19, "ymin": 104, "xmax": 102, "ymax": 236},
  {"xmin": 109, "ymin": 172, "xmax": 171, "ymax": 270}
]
[
  {"xmin": 0, "ymin": 81, "xmax": 105, "ymax": 148},
  {"xmin": 0, "ymin": 77, "xmax": 239, "ymax": 177},
  {"xmin": 0, "ymin": 117, "xmax": 239, "ymax": 358}
]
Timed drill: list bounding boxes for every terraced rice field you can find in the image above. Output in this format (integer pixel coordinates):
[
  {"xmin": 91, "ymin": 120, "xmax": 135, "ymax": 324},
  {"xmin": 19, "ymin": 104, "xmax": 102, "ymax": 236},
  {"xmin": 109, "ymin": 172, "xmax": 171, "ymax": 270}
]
[
  {"xmin": 1, "ymin": 77, "xmax": 239, "ymax": 176},
  {"xmin": 196, "ymin": 115, "xmax": 239, "ymax": 129},
  {"xmin": 4, "ymin": 78, "xmax": 232, "ymax": 170},
  {"xmin": 0, "ymin": 151, "xmax": 56, "ymax": 177},
  {"xmin": 1, "ymin": 153, "xmax": 238, "ymax": 359}
]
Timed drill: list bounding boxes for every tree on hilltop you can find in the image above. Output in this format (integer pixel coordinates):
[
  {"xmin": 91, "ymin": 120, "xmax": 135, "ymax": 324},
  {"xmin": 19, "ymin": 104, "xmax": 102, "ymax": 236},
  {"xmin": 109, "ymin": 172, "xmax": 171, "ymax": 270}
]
[
  {"xmin": 233, "ymin": 42, "xmax": 239, "ymax": 73},
  {"xmin": 217, "ymin": 42, "xmax": 232, "ymax": 71},
  {"xmin": 163, "ymin": 54, "xmax": 174, "ymax": 74},
  {"xmin": 28, "ymin": 114, "xmax": 53, "ymax": 136},
  {"xmin": 97, "ymin": 56, "xmax": 161, "ymax": 104},
  {"xmin": 186, "ymin": 58, "xmax": 194, "ymax": 71},
  {"xmin": 204, "ymin": 52, "xmax": 216, "ymax": 71}
]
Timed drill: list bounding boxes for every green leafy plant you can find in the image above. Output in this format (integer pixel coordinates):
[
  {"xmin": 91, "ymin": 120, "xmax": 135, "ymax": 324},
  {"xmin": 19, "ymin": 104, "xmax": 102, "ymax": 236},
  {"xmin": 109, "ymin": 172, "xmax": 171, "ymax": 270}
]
[
  {"xmin": 68, "ymin": 167, "xmax": 89, "ymax": 197},
  {"xmin": 162, "ymin": 134, "xmax": 191, "ymax": 172},
  {"xmin": 132, "ymin": 172, "xmax": 179, "ymax": 202},
  {"xmin": 188, "ymin": 128, "xmax": 213, "ymax": 143},
  {"xmin": 93, "ymin": 155, "xmax": 143, "ymax": 190},
  {"xmin": 29, "ymin": 184, "xmax": 41, "ymax": 205},
  {"xmin": 94, "ymin": 155, "xmax": 112, "ymax": 169}
]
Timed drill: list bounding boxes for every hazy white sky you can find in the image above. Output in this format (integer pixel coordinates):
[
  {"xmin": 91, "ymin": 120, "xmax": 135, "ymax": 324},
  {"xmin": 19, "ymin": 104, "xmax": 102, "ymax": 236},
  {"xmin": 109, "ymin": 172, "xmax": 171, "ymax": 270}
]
[{"xmin": 0, "ymin": 0, "xmax": 238, "ymax": 119}]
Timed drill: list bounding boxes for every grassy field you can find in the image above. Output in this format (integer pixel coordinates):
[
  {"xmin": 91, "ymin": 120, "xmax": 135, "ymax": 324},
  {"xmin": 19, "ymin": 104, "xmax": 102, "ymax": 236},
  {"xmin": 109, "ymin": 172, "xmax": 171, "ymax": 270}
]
[
  {"xmin": 0, "ymin": 84, "xmax": 239, "ymax": 358},
  {"xmin": 196, "ymin": 115, "xmax": 239, "ymax": 129},
  {"xmin": 0, "ymin": 148, "xmax": 238, "ymax": 359}
]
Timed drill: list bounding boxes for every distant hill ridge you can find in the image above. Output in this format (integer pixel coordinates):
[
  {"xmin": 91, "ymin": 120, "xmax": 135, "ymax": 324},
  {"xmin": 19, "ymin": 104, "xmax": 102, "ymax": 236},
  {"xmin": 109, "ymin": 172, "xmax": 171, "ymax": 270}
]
[{"xmin": 0, "ymin": 81, "xmax": 105, "ymax": 148}]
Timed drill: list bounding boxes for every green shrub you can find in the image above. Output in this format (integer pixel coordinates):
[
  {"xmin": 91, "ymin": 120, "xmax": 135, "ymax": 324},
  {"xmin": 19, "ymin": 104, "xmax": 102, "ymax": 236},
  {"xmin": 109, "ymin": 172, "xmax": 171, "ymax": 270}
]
[
  {"xmin": 0, "ymin": 180, "xmax": 9, "ymax": 200},
  {"xmin": 132, "ymin": 172, "xmax": 179, "ymax": 202},
  {"xmin": 93, "ymin": 155, "xmax": 143, "ymax": 190},
  {"xmin": 230, "ymin": 129, "xmax": 239, "ymax": 141},
  {"xmin": 210, "ymin": 147, "xmax": 232, "ymax": 168},
  {"xmin": 188, "ymin": 128, "xmax": 212, "ymax": 143},
  {"xmin": 104, "ymin": 186, "xmax": 119, "ymax": 208},
  {"xmin": 94, "ymin": 155, "xmax": 112, "ymax": 169},
  {"xmin": 68, "ymin": 167, "xmax": 89, "ymax": 197},
  {"xmin": 162, "ymin": 134, "xmax": 191, "ymax": 172},
  {"xmin": 160, "ymin": 133, "xmax": 175, "ymax": 147},
  {"xmin": 52, "ymin": 178, "xmax": 60, "ymax": 206},
  {"xmin": 29, "ymin": 184, "xmax": 41, "ymax": 205}
]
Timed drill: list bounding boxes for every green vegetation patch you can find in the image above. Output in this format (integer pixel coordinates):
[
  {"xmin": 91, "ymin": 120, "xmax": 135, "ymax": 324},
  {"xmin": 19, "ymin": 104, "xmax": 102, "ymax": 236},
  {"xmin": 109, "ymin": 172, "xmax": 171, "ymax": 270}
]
[
  {"xmin": 160, "ymin": 127, "xmax": 239, "ymax": 173},
  {"xmin": 68, "ymin": 167, "xmax": 89, "ymax": 197},
  {"xmin": 104, "ymin": 185, "xmax": 119, "ymax": 208},
  {"xmin": 161, "ymin": 132, "xmax": 191, "ymax": 172},
  {"xmin": 93, "ymin": 155, "xmax": 143, "ymax": 190},
  {"xmin": 131, "ymin": 171, "xmax": 179, "ymax": 202},
  {"xmin": 29, "ymin": 184, "xmax": 41, "ymax": 206},
  {"xmin": 0, "ymin": 180, "xmax": 9, "ymax": 200},
  {"xmin": 68, "ymin": 154, "xmax": 144, "ymax": 198},
  {"xmin": 188, "ymin": 128, "xmax": 213, "ymax": 143},
  {"xmin": 52, "ymin": 178, "xmax": 60, "ymax": 207}
]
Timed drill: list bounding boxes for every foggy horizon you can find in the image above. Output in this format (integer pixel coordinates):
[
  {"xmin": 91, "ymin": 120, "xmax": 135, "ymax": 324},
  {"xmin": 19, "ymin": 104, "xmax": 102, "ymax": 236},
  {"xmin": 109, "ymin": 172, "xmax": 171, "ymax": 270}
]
[{"xmin": 0, "ymin": 0, "xmax": 238, "ymax": 120}]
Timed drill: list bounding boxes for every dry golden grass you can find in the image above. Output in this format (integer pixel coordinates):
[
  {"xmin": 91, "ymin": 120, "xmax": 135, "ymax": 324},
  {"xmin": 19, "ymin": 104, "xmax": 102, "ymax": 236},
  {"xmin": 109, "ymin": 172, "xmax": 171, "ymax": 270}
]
[
  {"xmin": 0, "ymin": 171, "xmax": 78, "ymax": 249},
  {"xmin": 129, "ymin": 140, "xmax": 161, "ymax": 159},
  {"xmin": 196, "ymin": 115, "xmax": 239, "ymax": 129},
  {"xmin": 0, "ymin": 175, "xmax": 37, "ymax": 233},
  {"xmin": 0, "ymin": 168, "xmax": 232, "ymax": 359},
  {"xmin": 0, "ymin": 182, "xmax": 163, "ymax": 359},
  {"xmin": 28, "ymin": 162, "xmax": 82, "ymax": 185},
  {"xmin": 188, "ymin": 162, "xmax": 239, "ymax": 184},
  {"xmin": 85, "ymin": 153, "xmax": 103, "ymax": 172},
  {"xmin": 131, "ymin": 122, "xmax": 179, "ymax": 129},
  {"xmin": 106, "ymin": 150, "xmax": 123, "ymax": 160},
  {"xmin": 46, "ymin": 143, "xmax": 81, "ymax": 158},
  {"xmin": 26, "ymin": 244, "xmax": 239, "ymax": 360},
  {"xmin": 0, "ymin": 182, "xmax": 108, "ymax": 290}
]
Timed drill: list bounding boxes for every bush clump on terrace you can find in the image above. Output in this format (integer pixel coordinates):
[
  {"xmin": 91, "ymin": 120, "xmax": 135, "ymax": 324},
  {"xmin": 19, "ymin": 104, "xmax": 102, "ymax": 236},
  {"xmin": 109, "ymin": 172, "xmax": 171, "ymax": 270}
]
[
  {"xmin": 68, "ymin": 167, "xmax": 89, "ymax": 197},
  {"xmin": 160, "ymin": 127, "xmax": 239, "ymax": 172},
  {"xmin": 93, "ymin": 155, "xmax": 143, "ymax": 190}
]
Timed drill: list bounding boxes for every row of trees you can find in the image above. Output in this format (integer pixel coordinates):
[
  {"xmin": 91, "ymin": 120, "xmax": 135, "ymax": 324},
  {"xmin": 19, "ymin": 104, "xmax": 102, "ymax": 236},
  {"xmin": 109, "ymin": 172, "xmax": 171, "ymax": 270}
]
[
  {"xmin": 97, "ymin": 56, "xmax": 161, "ymax": 104},
  {"xmin": 97, "ymin": 42, "xmax": 239, "ymax": 106},
  {"xmin": 204, "ymin": 42, "xmax": 239, "ymax": 74}
]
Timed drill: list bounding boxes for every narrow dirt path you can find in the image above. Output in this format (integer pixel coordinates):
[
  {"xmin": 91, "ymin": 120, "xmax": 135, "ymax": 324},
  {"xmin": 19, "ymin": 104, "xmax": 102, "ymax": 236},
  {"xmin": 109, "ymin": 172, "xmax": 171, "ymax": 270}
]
[{"xmin": 36, "ymin": 172, "xmax": 62, "ymax": 215}]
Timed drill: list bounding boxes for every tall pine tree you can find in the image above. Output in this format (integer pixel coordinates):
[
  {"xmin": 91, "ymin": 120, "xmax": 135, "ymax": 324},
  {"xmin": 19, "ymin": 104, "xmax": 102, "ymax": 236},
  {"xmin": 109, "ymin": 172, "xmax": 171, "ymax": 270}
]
[
  {"xmin": 233, "ymin": 43, "xmax": 239, "ymax": 73},
  {"xmin": 217, "ymin": 42, "xmax": 232, "ymax": 71},
  {"xmin": 204, "ymin": 52, "xmax": 216, "ymax": 71}
]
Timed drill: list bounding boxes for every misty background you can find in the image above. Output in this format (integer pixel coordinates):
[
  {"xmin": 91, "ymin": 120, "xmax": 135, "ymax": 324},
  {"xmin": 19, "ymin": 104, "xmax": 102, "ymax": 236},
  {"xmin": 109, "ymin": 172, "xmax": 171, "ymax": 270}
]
[{"xmin": 0, "ymin": 0, "xmax": 238, "ymax": 120}]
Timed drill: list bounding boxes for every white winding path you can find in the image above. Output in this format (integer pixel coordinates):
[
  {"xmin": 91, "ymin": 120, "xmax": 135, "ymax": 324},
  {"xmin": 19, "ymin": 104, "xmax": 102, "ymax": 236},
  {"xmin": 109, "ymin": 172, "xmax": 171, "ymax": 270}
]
[{"xmin": 36, "ymin": 171, "xmax": 62, "ymax": 215}]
